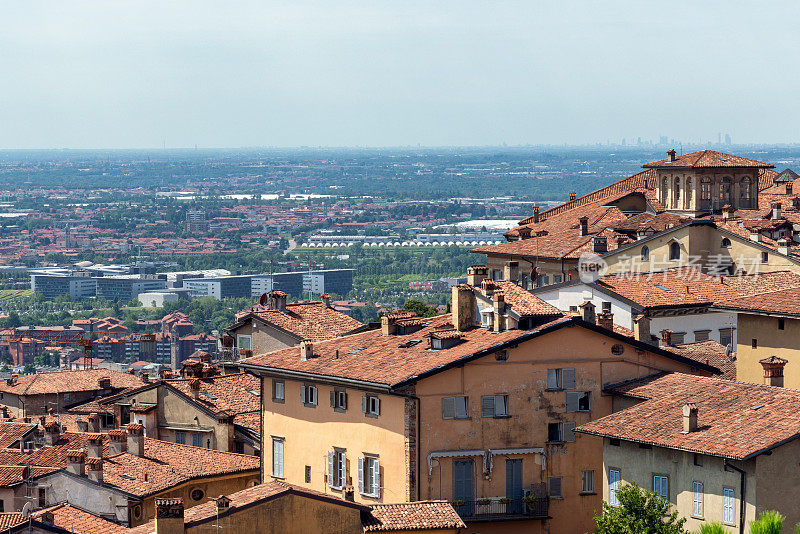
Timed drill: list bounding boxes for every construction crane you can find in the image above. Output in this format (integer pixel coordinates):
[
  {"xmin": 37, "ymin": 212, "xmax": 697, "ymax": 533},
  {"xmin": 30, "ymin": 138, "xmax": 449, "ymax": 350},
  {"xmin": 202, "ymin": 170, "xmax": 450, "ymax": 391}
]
[{"xmin": 0, "ymin": 329, "xmax": 156, "ymax": 370}]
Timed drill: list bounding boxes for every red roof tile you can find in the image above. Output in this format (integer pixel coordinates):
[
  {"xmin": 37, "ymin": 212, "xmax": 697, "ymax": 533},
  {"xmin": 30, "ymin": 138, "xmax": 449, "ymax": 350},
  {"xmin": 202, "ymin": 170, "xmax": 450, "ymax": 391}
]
[
  {"xmin": 238, "ymin": 301, "xmax": 364, "ymax": 342},
  {"xmin": 31, "ymin": 503, "xmax": 127, "ymax": 533},
  {"xmin": 643, "ymin": 150, "xmax": 774, "ymax": 169},
  {"xmin": 363, "ymin": 501, "xmax": 466, "ymax": 531}
]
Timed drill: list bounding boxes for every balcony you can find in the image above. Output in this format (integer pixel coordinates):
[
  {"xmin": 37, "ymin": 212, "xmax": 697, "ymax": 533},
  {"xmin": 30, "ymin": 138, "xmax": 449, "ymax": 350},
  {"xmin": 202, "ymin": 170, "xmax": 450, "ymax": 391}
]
[{"xmin": 452, "ymin": 497, "xmax": 549, "ymax": 522}]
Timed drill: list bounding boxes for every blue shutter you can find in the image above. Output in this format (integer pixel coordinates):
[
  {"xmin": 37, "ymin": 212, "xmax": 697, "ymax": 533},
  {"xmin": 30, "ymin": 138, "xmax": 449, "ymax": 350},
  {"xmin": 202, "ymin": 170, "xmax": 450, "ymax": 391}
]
[
  {"xmin": 358, "ymin": 457, "xmax": 364, "ymax": 494},
  {"xmin": 327, "ymin": 451, "xmax": 334, "ymax": 488},
  {"xmin": 372, "ymin": 458, "xmax": 381, "ymax": 497}
]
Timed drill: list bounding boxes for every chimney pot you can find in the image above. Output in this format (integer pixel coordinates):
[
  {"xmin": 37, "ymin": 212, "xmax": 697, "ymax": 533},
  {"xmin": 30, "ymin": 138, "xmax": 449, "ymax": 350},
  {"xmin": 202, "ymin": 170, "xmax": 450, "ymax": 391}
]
[
  {"xmin": 772, "ymin": 201, "xmax": 782, "ymax": 220},
  {"xmin": 126, "ymin": 423, "xmax": 145, "ymax": 457},
  {"xmin": 189, "ymin": 378, "xmax": 201, "ymax": 400},
  {"xmin": 466, "ymin": 265, "xmax": 488, "ymax": 287},
  {"xmin": 532, "ymin": 205, "xmax": 540, "ymax": 223},
  {"xmin": 299, "ymin": 340, "xmax": 314, "ymax": 360},
  {"xmin": 760, "ymin": 356, "xmax": 788, "ymax": 387},
  {"xmin": 87, "ymin": 457, "xmax": 103, "ymax": 484},
  {"xmin": 108, "ymin": 430, "xmax": 128, "ymax": 455},
  {"xmin": 682, "ymin": 403, "xmax": 698, "ymax": 433},
  {"xmin": 579, "ymin": 217, "xmax": 589, "ymax": 237},
  {"xmin": 321, "ymin": 293, "xmax": 331, "ymax": 308},
  {"xmin": 66, "ymin": 449, "xmax": 86, "ymax": 476},
  {"xmin": 452, "ymin": 284, "xmax": 475, "ymax": 332},
  {"xmin": 579, "ymin": 301, "xmax": 596, "ymax": 324},
  {"xmin": 154, "ymin": 498, "xmax": 185, "ymax": 534},
  {"xmin": 786, "ymin": 182, "xmax": 793, "ymax": 195},
  {"xmin": 660, "ymin": 329, "xmax": 673, "ymax": 347},
  {"xmin": 569, "ymin": 192, "xmax": 577, "ymax": 201},
  {"xmin": 668, "ymin": 149, "xmax": 677, "ymax": 162},
  {"xmin": 596, "ymin": 311, "xmax": 614, "ymax": 331}
]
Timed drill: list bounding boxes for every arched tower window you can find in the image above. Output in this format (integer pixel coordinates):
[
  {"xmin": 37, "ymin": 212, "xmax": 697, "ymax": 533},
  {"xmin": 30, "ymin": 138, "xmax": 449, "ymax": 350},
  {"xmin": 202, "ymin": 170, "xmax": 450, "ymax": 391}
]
[
  {"xmin": 685, "ymin": 178, "xmax": 692, "ymax": 209},
  {"xmin": 721, "ymin": 238, "xmax": 731, "ymax": 248},
  {"xmin": 740, "ymin": 177, "xmax": 752, "ymax": 209},
  {"xmin": 669, "ymin": 241, "xmax": 681, "ymax": 261},
  {"xmin": 721, "ymin": 177, "xmax": 732, "ymax": 207},
  {"xmin": 641, "ymin": 245, "xmax": 650, "ymax": 261}
]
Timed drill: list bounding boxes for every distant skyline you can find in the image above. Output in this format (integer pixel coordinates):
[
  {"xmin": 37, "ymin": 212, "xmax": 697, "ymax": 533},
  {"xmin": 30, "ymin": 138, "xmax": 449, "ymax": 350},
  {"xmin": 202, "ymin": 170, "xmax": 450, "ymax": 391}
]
[{"xmin": 2, "ymin": 1, "xmax": 800, "ymax": 149}]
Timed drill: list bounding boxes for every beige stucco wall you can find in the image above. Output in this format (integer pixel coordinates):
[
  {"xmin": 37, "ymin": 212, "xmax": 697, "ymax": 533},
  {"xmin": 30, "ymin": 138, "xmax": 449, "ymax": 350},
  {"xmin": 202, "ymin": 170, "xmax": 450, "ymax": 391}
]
[
  {"xmin": 232, "ymin": 321, "xmax": 300, "ymax": 355},
  {"xmin": 736, "ymin": 314, "xmax": 800, "ymax": 388},
  {"xmin": 754, "ymin": 439, "xmax": 800, "ymax": 530},
  {"xmin": 159, "ymin": 386, "xmax": 230, "ymax": 451},
  {"xmin": 599, "ymin": 438, "xmax": 756, "ymax": 533}
]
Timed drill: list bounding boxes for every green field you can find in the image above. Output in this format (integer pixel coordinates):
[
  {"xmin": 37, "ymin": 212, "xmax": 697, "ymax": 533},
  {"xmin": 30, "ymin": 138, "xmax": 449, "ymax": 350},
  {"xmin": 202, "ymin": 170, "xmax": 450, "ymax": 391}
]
[{"xmin": 0, "ymin": 289, "xmax": 34, "ymax": 301}]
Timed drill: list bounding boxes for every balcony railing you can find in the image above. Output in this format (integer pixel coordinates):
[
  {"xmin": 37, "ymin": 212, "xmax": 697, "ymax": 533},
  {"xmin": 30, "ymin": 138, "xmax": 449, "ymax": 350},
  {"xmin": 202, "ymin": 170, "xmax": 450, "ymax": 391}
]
[{"xmin": 452, "ymin": 497, "xmax": 548, "ymax": 521}]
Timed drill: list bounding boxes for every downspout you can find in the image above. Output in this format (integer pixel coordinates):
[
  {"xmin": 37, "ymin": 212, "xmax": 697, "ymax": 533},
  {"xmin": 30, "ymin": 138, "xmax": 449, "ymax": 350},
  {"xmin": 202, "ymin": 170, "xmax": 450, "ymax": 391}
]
[
  {"xmin": 723, "ymin": 459, "xmax": 746, "ymax": 534},
  {"xmin": 416, "ymin": 394, "xmax": 421, "ymax": 502}
]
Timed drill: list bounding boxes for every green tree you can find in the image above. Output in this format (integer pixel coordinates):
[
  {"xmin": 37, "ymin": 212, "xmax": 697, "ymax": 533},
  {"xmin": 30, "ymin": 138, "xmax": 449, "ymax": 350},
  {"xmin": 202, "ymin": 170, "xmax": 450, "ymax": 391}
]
[
  {"xmin": 594, "ymin": 484, "xmax": 686, "ymax": 534},
  {"xmin": 697, "ymin": 522, "xmax": 730, "ymax": 534},
  {"xmin": 400, "ymin": 299, "xmax": 438, "ymax": 318},
  {"xmin": 5, "ymin": 311, "xmax": 21, "ymax": 328},
  {"xmin": 749, "ymin": 511, "xmax": 783, "ymax": 534}
]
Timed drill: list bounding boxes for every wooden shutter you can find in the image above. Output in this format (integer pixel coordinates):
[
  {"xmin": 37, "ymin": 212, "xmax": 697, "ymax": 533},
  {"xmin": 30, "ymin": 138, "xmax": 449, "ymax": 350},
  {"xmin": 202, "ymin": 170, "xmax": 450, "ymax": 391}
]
[
  {"xmin": 609, "ymin": 469, "xmax": 620, "ymax": 505},
  {"xmin": 481, "ymin": 396, "xmax": 495, "ymax": 417},
  {"xmin": 342, "ymin": 391, "xmax": 347, "ymax": 410},
  {"xmin": 374, "ymin": 397, "xmax": 380, "ymax": 416},
  {"xmin": 562, "ymin": 368, "xmax": 576, "ymax": 389},
  {"xmin": 455, "ymin": 396, "xmax": 468, "ymax": 418},
  {"xmin": 496, "ymin": 395, "xmax": 508, "ymax": 416},
  {"xmin": 547, "ymin": 369, "xmax": 559, "ymax": 389},
  {"xmin": 338, "ymin": 452, "xmax": 346, "ymax": 489},
  {"xmin": 565, "ymin": 391, "xmax": 579, "ymax": 412},
  {"xmin": 563, "ymin": 421, "xmax": 577, "ymax": 442},
  {"xmin": 330, "ymin": 390, "xmax": 336, "ymax": 407},
  {"xmin": 362, "ymin": 395, "xmax": 368, "ymax": 413},
  {"xmin": 327, "ymin": 451, "xmax": 334, "ymax": 488},
  {"xmin": 372, "ymin": 458, "xmax": 381, "ymax": 497},
  {"xmin": 548, "ymin": 477, "xmax": 562, "ymax": 498},
  {"xmin": 442, "ymin": 397, "xmax": 455, "ymax": 419},
  {"xmin": 301, "ymin": 386, "xmax": 306, "ymax": 404},
  {"xmin": 357, "ymin": 457, "xmax": 364, "ymax": 494},
  {"xmin": 273, "ymin": 439, "xmax": 283, "ymax": 478}
]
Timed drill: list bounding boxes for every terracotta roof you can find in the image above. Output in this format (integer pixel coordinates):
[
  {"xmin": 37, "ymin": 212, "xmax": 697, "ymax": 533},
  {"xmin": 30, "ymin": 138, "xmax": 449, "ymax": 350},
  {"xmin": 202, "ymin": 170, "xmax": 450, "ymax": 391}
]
[
  {"xmin": 232, "ymin": 412, "xmax": 261, "ymax": 433},
  {"xmin": 667, "ymin": 340, "xmax": 736, "ymax": 380},
  {"xmin": 484, "ymin": 281, "xmax": 561, "ymax": 317},
  {"xmin": 0, "ymin": 422, "xmax": 36, "ymax": 449},
  {"xmin": 0, "ymin": 369, "xmax": 146, "ymax": 396},
  {"xmin": 166, "ymin": 373, "xmax": 261, "ymax": 417},
  {"xmin": 363, "ymin": 501, "xmax": 466, "ymax": 531},
  {"xmin": 714, "ymin": 286, "xmax": 800, "ymax": 317},
  {"xmin": 0, "ymin": 513, "xmax": 24, "ymax": 530},
  {"xmin": 238, "ymin": 301, "xmax": 364, "ymax": 342},
  {"xmin": 578, "ymin": 373, "xmax": 800, "ymax": 460},
  {"xmin": 643, "ymin": 150, "xmax": 774, "ymax": 169},
  {"xmin": 0, "ymin": 465, "xmax": 58, "ymax": 488},
  {"xmin": 30, "ymin": 503, "xmax": 127, "ymax": 533}
]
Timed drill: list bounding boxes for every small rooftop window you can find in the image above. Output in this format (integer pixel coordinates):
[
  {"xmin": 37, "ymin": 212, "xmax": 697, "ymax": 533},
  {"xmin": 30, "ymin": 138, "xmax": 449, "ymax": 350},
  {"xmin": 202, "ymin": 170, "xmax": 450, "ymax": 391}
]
[
  {"xmin": 398, "ymin": 339, "xmax": 422, "ymax": 348},
  {"xmin": 349, "ymin": 348, "xmax": 364, "ymax": 354},
  {"xmin": 246, "ymin": 389, "xmax": 260, "ymax": 397},
  {"xmin": 202, "ymin": 391, "xmax": 218, "ymax": 400},
  {"xmin": 654, "ymin": 284, "xmax": 669, "ymax": 291},
  {"xmin": 751, "ymin": 404, "xmax": 765, "ymax": 410}
]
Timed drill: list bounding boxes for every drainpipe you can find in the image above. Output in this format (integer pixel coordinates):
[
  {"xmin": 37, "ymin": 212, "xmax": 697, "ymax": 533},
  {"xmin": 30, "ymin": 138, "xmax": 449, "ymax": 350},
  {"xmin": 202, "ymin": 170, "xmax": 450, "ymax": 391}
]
[{"xmin": 723, "ymin": 459, "xmax": 746, "ymax": 534}]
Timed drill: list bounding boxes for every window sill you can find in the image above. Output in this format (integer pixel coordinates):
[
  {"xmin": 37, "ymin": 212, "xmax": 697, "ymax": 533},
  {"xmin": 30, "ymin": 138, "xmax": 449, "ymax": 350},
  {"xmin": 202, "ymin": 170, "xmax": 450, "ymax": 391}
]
[
  {"xmin": 545, "ymin": 388, "xmax": 563, "ymax": 392},
  {"xmin": 271, "ymin": 475, "xmax": 285, "ymax": 480},
  {"xmin": 549, "ymin": 495, "xmax": 563, "ymax": 500},
  {"xmin": 333, "ymin": 408, "xmax": 347, "ymax": 414},
  {"xmin": 579, "ymin": 492, "xmax": 597, "ymax": 496},
  {"xmin": 691, "ymin": 516, "xmax": 704, "ymax": 521},
  {"xmin": 272, "ymin": 398, "xmax": 284, "ymax": 404},
  {"xmin": 358, "ymin": 493, "xmax": 381, "ymax": 500},
  {"xmin": 365, "ymin": 412, "xmax": 379, "ymax": 419},
  {"xmin": 492, "ymin": 415, "xmax": 511, "ymax": 419},
  {"xmin": 546, "ymin": 440, "xmax": 564, "ymax": 445},
  {"xmin": 303, "ymin": 403, "xmax": 317, "ymax": 408}
]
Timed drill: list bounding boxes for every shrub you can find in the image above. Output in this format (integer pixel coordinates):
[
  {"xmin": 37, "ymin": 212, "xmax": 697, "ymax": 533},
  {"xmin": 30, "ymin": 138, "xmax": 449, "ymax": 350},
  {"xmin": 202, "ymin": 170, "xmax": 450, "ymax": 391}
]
[{"xmin": 749, "ymin": 511, "xmax": 784, "ymax": 534}]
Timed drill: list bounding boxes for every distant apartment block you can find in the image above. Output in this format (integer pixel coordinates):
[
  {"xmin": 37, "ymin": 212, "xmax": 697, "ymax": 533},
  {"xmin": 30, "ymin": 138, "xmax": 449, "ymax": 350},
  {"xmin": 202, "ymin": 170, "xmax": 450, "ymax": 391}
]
[
  {"xmin": 302, "ymin": 269, "xmax": 353, "ymax": 296},
  {"xmin": 184, "ymin": 275, "xmax": 254, "ymax": 299},
  {"xmin": 185, "ymin": 209, "xmax": 209, "ymax": 232},
  {"xmin": 95, "ymin": 276, "xmax": 167, "ymax": 301},
  {"xmin": 250, "ymin": 272, "xmax": 304, "ymax": 297},
  {"xmin": 30, "ymin": 273, "xmax": 97, "ymax": 299}
]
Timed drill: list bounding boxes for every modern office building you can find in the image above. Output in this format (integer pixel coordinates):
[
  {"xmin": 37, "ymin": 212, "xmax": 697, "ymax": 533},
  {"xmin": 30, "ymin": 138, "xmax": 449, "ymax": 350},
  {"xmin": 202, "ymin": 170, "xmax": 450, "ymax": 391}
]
[
  {"xmin": 30, "ymin": 274, "xmax": 97, "ymax": 300},
  {"xmin": 183, "ymin": 275, "xmax": 254, "ymax": 299},
  {"xmin": 250, "ymin": 272, "xmax": 305, "ymax": 297},
  {"xmin": 95, "ymin": 276, "xmax": 167, "ymax": 301},
  {"xmin": 302, "ymin": 269, "xmax": 354, "ymax": 296}
]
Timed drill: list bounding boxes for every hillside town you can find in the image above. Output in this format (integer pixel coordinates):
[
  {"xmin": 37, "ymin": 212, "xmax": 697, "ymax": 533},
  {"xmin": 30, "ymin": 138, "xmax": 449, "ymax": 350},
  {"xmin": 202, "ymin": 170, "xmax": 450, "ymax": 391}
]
[{"xmin": 0, "ymin": 150, "xmax": 795, "ymax": 532}]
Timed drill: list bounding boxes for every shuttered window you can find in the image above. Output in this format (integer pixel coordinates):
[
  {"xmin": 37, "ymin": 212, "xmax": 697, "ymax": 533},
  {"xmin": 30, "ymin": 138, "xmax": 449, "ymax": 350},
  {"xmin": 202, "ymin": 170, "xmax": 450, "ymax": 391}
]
[
  {"xmin": 481, "ymin": 395, "xmax": 508, "ymax": 417},
  {"xmin": 692, "ymin": 481, "xmax": 703, "ymax": 517},
  {"xmin": 581, "ymin": 470, "xmax": 594, "ymax": 493},
  {"xmin": 272, "ymin": 380, "xmax": 285, "ymax": 402},
  {"xmin": 362, "ymin": 394, "xmax": 381, "ymax": 417},
  {"xmin": 328, "ymin": 450, "xmax": 346, "ymax": 489},
  {"xmin": 358, "ymin": 456, "xmax": 381, "ymax": 497},
  {"xmin": 301, "ymin": 384, "xmax": 317, "ymax": 407},
  {"xmin": 331, "ymin": 389, "xmax": 347, "ymax": 412},
  {"xmin": 272, "ymin": 438, "xmax": 284, "ymax": 478},
  {"xmin": 548, "ymin": 477, "xmax": 562, "ymax": 498},
  {"xmin": 723, "ymin": 487, "xmax": 735, "ymax": 525},
  {"xmin": 653, "ymin": 475, "xmax": 669, "ymax": 501},
  {"xmin": 562, "ymin": 421, "xmax": 577, "ymax": 442},
  {"xmin": 609, "ymin": 469, "xmax": 621, "ymax": 506},
  {"xmin": 566, "ymin": 391, "xmax": 591, "ymax": 412},
  {"xmin": 547, "ymin": 368, "xmax": 576, "ymax": 390},
  {"xmin": 442, "ymin": 396, "xmax": 468, "ymax": 419}
]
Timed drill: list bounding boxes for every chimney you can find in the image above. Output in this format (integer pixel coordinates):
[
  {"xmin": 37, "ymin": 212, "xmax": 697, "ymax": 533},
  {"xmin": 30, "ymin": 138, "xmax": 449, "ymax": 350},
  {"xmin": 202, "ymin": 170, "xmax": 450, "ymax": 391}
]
[
  {"xmin": 787, "ymin": 182, "xmax": 793, "ymax": 195},
  {"xmin": 44, "ymin": 422, "xmax": 61, "ymax": 446},
  {"xmin": 492, "ymin": 292, "xmax": 506, "ymax": 333},
  {"xmin": 126, "ymin": 423, "xmax": 145, "ymax": 457},
  {"xmin": 0, "ymin": 406, "xmax": 8, "ymax": 419},
  {"xmin": 503, "ymin": 261, "xmax": 519, "ymax": 283},
  {"xmin": 579, "ymin": 217, "xmax": 589, "ymax": 237},
  {"xmin": 596, "ymin": 311, "xmax": 614, "ymax": 331},
  {"xmin": 321, "ymin": 293, "xmax": 331, "ymax": 308},
  {"xmin": 760, "ymin": 356, "xmax": 788, "ymax": 387},
  {"xmin": 108, "ymin": 430, "xmax": 127, "ymax": 455},
  {"xmin": 98, "ymin": 376, "xmax": 111, "ymax": 390},
  {"xmin": 154, "ymin": 498, "xmax": 184, "ymax": 534},
  {"xmin": 667, "ymin": 149, "xmax": 677, "ymax": 162},
  {"xmin": 579, "ymin": 301, "xmax": 596, "ymax": 324},
  {"xmin": 87, "ymin": 457, "xmax": 103, "ymax": 484},
  {"xmin": 159, "ymin": 368, "xmax": 173, "ymax": 380},
  {"xmin": 140, "ymin": 370, "xmax": 150, "ymax": 383},
  {"xmin": 189, "ymin": 379, "xmax": 201, "ymax": 400},
  {"xmin": 633, "ymin": 314, "xmax": 651, "ymax": 344},
  {"xmin": 682, "ymin": 403, "xmax": 698, "ymax": 433},
  {"xmin": 87, "ymin": 434, "xmax": 103, "ymax": 458},
  {"xmin": 532, "ymin": 205, "xmax": 540, "ymax": 223},
  {"xmin": 76, "ymin": 418, "xmax": 89, "ymax": 433},
  {"xmin": 467, "ymin": 265, "xmax": 488, "ymax": 286},
  {"xmin": 216, "ymin": 496, "xmax": 231, "ymax": 513},
  {"xmin": 592, "ymin": 236, "xmax": 607, "ymax": 254},
  {"xmin": 569, "ymin": 192, "xmax": 577, "ymax": 201},
  {"xmin": 660, "ymin": 329, "xmax": 673, "ymax": 347},
  {"xmin": 88, "ymin": 413, "xmax": 101, "ymax": 433},
  {"xmin": 66, "ymin": 449, "xmax": 86, "ymax": 476},
  {"xmin": 778, "ymin": 238, "xmax": 791, "ymax": 256},
  {"xmin": 749, "ymin": 231, "xmax": 761, "ymax": 243},
  {"xmin": 299, "ymin": 340, "xmax": 314, "ymax": 361},
  {"xmin": 722, "ymin": 205, "xmax": 735, "ymax": 221},
  {"xmin": 451, "ymin": 285, "xmax": 475, "ymax": 332},
  {"xmin": 772, "ymin": 201, "xmax": 782, "ymax": 220},
  {"xmin": 272, "ymin": 290, "xmax": 287, "ymax": 312}
]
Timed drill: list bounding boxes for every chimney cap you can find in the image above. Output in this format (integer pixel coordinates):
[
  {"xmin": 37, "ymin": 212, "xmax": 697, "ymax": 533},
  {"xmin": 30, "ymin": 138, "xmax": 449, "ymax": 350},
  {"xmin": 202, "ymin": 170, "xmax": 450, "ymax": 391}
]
[{"xmin": 682, "ymin": 402, "xmax": 697, "ymax": 416}]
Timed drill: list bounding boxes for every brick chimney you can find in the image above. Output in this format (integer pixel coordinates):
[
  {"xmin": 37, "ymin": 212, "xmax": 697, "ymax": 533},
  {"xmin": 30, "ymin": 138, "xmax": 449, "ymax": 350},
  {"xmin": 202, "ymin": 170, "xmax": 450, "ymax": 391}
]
[
  {"xmin": 667, "ymin": 149, "xmax": 677, "ymax": 162},
  {"xmin": 154, "ymin": 498, "xmax": 185, "ymax": 534},
  {"xmin": 43, "ymin": 421, "xmax": 61, "ymax": 446},
  {"xmin": 140, "ymin": 370, "xmax": 150, "ymax": 383},
  {"xmin": 492, "ymin": 292, "xmax": 506, "ymax": 333},
  {"xmin": 88, "ymin": 413, "xmax": 101, "ymax": 433},
  {"xmin": 98, "ymin": 376, "xmax": 111, "ymax": 390},
  {"xmin": 777, "ymin": 238, "xmax": 790, "ymax": 256},
  {"xmin": 159, "ymin": 368, "xmax": 173, "ymax": 380},
  {"xmin": 592, "ymin": 236, "xmax": 607, "ymax": 254},
  {"xmin": 579, "ymin": 301, "xmax": 596, "ymax": 324},
  {"xmin": 532, "ymin": 205, "xmax": 540, "ymax": 223},
  {"xmin": 682, "ymin": 403, "xmax": 698, "ymax": 433},
  {"xmin": 759, "ymin": 356, "xmax": 788, "ymax": 387},
  {"xmin": 772, "ymin": 201, "xmax": 782, "ymax": 220},
  {"xmin": 126, "ymin": 423, "xmax": 145, "ymax": 457},
  {"xmin": 108, "ymin": 430, "xmax": 127, "ymax": 455},
  {"xmin": 87, "ymin": 433, "xmax": 103, "ymax": 458},
  {"xmin": 66, "ymin": 449, "xmax": 86, "ymax": 476},
  {"xmin": 467, "ymin": 265, "xmax": 488, "ymax": 286},
  {"xmin": 76, "ymin": 418, "xmax": 88, "ymax": 433},
  {"xmin": 596, "ymin": 311, "xmax": 614, "ymax": 331},
  {"xmin": 299, "ymin": 340, "xmax": 314, "ymax": 361},
  {"xmin": 87, "ymin": 457, "xmax": 103, "ymax": 484},
  {"xmin": 451, "ymin": 285, "xmax": 475, "ymax": 332},
  {"xmin": 272, "ymin": 290, "xmax": 287, "ymax": 312},
  {"xmin": 722, "ymin": 204, "xmax": 735, "ymax": 221},
  {"xmin": 503, "ymin": 261, "xmax": 519, "ymax": 283},
  {"xmin": 321, "ymin": 293, "xmax": 331, "ymax": 308},
  {"xmin": 189, "ymin": 379, "xmax": 201, "ymax": 401},
  {"xmin": 633, "ymin": 314, "xmax": 651, "ymax": 344},
  {"xmin": 579, "ymin": 217, "xmax": 589, "ymax": 237},
  {"xmin": 569, "ymin": 192, "xmax": 577, "ymax": 201},
  {"xmin": 660, "ymin": 329, "xmax": 673, "ymax": 347}
]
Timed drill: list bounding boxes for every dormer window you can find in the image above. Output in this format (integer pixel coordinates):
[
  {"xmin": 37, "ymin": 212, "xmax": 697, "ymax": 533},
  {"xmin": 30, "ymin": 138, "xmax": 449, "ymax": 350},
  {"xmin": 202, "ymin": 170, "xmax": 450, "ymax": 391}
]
[
  {"xmin": 480, "ymin": 308, "xmax": 494, "ymax": 328},
  {"xmin": 431, "ymin": 338, "xmax": 444, "ymax": 350},
  {"xmin": 429, "ymin": 330, "xmax": 462, "ymax": 350}
]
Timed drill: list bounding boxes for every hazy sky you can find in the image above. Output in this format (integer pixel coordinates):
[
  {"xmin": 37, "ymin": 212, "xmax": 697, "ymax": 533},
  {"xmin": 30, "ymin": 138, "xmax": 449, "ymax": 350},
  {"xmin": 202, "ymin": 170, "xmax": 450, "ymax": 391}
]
[{"xmin": 2, "ymin": 1, "xmax": 799, "ymax": 149}]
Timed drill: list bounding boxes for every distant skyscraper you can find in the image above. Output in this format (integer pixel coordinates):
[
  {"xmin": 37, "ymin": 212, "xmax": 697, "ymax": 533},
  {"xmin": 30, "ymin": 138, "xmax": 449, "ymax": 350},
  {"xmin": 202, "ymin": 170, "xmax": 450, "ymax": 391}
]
[{"xmin": 725, "ymin": 134, "xmax": 732, "ymax": 145}]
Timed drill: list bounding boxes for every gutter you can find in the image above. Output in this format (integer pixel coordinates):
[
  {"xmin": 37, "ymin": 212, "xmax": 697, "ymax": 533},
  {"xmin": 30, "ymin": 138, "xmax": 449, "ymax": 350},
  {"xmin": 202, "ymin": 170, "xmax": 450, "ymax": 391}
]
[
  {"xmin": 723, "ymin": 459, "xmax": 747, "ymax": 534},
  {"xmin": 239, "ymin": 362, "xmax": 393, "ymax": 393}
]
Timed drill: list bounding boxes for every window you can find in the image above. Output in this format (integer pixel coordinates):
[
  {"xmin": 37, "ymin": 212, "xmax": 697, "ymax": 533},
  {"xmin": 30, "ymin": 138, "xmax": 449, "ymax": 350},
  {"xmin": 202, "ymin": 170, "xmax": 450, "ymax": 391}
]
[
  {"xmin": 723, "ymin": 487, "xmax": 735, "ymax": 525},
  {"xmin": 548, "ymin": 422, "xmax": 562, "ymax": 442},
  {"xmin": 611, "ymin": 344, "xmax": 624, "ymax": 355},
  {"xmin": 762, "ymin": 251, "xmax": 769, "ymax": 263},
  {"xmin": 305, "ymin": 465, "xmax": 312, "ymax": 483},
  {"xmin": 272, "ymin": 380, "xmax": 285, "ymax": 402},
  {"xmin": 721, "ymin": 237, "xmax": 731, "ymax": 248},
  {"xmin": 566, "ymin": 391, "xmax": 591, "ymax": 412},
  {"xmin": 481, "ymin": 395, "xmax": 509, "ymax": 417},
  {"xmin": 778, "ymin": 318, "xmax": 785, "ymax": 330},
  {"xmin": 272, "ymin": 438, "xmax": 284, "ymax": 478},
  {"xmin": 653, "ymin": 475, "xmax": 669, "ymax": 501},
  {"xmin": 38, "ymin": 488, "xmax": 46, "ymax": 508},
  {"xmin": 328, "ymin": 450, "xmax": 346, "ymax": 489},
  {"xmin": 358, "ymin": 456, "xmax": 381, "ymax": 497},
  {"xmin": 494, "ymin": 349, "xmax": 508, "ymax": 362},
  {"xmin": 692, "ymin": 481, "xmax": 704, "ymax": 517},
  {"xmin": 331, "ymin": 388, "xmax": 348, "ymax": 412},
  {"xmin": 602, "ymin": 301, "xmax": 612, "ymax": 313},
  {"xmin": 190, "ymin": 488, "xmax": 205, "ymax": 501},
  {"xmin": 693, "ymin": 453, "xmax": 702, "ymax": 467},
  {"xmin": 719, "ymin": 328, "xmax": 733, "ymax": 347},
  {"xmin": 236, "ymin": 334, "xmax": 252, "ymax": 351},
  {"xmin": 442, "ymin": 396, "xmax": 469, "ymax": 419},
  {"xmin": 694, "ymin": 330, "xmax": 710, "ymax": 342},
  {"xmin": 301, "ymin": 384, "xmax": 318, "ymax": 407},
  {"xmin": 553, "ymin": 274, "xmax": 563, "ymax": 284},
  {"xmin": 671, "ymin": 332, "xmax": 685, "ymax": 344},
  {"xmin": 175, "ymin": 431, "xmax": 186, "ymax": 445},
  {"xmin": 431, "ymin": 338, "xmax": 444, "ymax": 350},
  {"xmin": 581, "ymin": 470, "xmax": 595, "ymax": 493},
  {"xmin": 547, "ymin": 368, "xmax": 575, "ymax": 390},
  {"xmin": 669, "ymin": 241, "xmax": 681, "ymax": 261},
  {"xmin": 751, "ymin": 338, "xmax": 757, "ymax": 349},
  {"xmin": 548, "ymin": 477, "xmax": 562, "ymax": 498},
  {"xmin": 609, "ymin": 469, "xmax": 621, "ymax": 506},
  {"xmin": 609, "ymin": 438, "xmax": 620, "ymax": 447},
  {"xmin": 192, "ymin": 432, "xmax": 202, "ymax": 447},
  {"xmin": 363, "ymin": 394, "xmax": 381, "ymax": 417},
  {"xmin": 641, "ymin": 245, "xmax": 649, "ymax": 261},
  {"xmin": 548, "ymin": 421, "xmax": 577, "ymax": 443}
]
